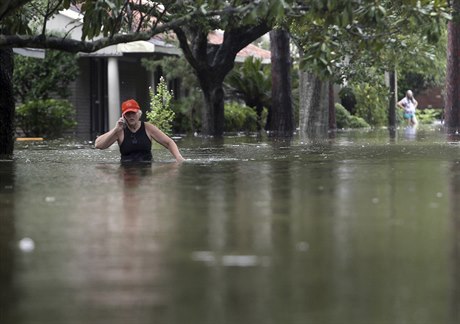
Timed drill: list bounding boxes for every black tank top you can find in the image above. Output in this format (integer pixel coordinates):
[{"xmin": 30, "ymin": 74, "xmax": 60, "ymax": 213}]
[{"xmin": 119, "ymin": 122, "xmax": 152, "ymax": 162}]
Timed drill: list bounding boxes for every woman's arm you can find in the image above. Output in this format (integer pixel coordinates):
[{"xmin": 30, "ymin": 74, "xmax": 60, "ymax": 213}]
[
  {"xmin": 95, "ymin": 117, "xmax": 124, "ymax": 149},
  {"xmin": 145, "ymin": 123, "xmax": 185, "ymax": 162}
]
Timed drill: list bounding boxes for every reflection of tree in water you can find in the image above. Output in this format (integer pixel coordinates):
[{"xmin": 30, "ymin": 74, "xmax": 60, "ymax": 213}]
[
  {"xmin": 269, "ymin": 146, "xmax": 339, "ymax": 322},
  {"xmin": 168, "ymin": 154, "xmax": 278, "ymax": 323},
  {"xmin": 449, "ymin": 160, "xmax": 460, "ymax": 323},
  {"xmin": 0, "ymin": 161, "xmax": 16, "ymax": 323},
  {"xmin": 167, "ymin": 140, "xmax": 342, "ymax": 323}
]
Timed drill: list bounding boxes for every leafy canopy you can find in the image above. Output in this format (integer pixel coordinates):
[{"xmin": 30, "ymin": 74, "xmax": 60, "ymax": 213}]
[
  {"xmin": 288, "ymin": 0, "xmax": 451, "ymax": 79},
  {"xmin": 0, "ymin": 0, "xmax": 288, "ymax": 52}
]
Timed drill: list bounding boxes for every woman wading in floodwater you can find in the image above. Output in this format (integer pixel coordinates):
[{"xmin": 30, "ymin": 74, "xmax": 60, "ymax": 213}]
[
  {"xmin": 397, "ymin": 90, "xmax": 418, "ymax": 127},
  {"xmin": 95, "ymin": 99, "xmax": 185, "ymax": 163}
]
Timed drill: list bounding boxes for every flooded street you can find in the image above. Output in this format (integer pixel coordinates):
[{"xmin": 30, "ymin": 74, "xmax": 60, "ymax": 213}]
[{"xmin": 2, "ymin": 126, "xmax": 460, "ymax": 324}]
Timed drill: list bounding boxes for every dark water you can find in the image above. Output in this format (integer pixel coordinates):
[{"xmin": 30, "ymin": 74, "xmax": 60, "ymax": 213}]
[{"xmin": 2, "ymin": 126, "xmax": 460, "ymax": 324}]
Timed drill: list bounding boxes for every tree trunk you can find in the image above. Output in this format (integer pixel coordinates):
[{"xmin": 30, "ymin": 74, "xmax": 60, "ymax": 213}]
[
  {"xmin": 328, "ymin": 82, "xmax": 336, "ymax": 130},
  {"xmin": 0, "ymin": 47, "xmax": 15, "ymax": 159},
  {"xmin": 387, "ymin": 70, "xmax": 397, "ymax": 136},
  {"xmin": 267, "ymin": 29, "xmax": 294, "ymax": 137},
  {"xmin": 255, "ymin": 103, "xmax": 264, "ymax": 131},
  {"xmin": 173, "ymin": 21, "xmax": 271, "ymax": 137},
  {"xmin": 445, "ymin": 0, "xmax": 460, "ymax": 133},
  {"xmin": 199, "ymin": 77, "xmax": 225, "ymax": 136},
  {"xmin": 299, "ymin": 71, "xmax": 329, "ymax": 138}
]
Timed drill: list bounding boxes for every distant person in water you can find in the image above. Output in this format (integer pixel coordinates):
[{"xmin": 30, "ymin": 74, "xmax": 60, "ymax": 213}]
[
  {"xmin": 397, "ymin": 90, "xmax": 418, "ymax": 127},
  {"xmin": 95, "ymin": 99, "xmax": 185, "ymax": 163}
]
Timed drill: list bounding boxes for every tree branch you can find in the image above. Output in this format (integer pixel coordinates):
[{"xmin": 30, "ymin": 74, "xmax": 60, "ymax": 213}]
[
  {"xmin": 42, "ymin": 0, "xmax": 65, "ymax": 37},
  {"xmin": 215, "ymin": 20, "xmax": 271, "ymax": 67},
  {"xmin": 0, "ymin": 13, "xmax": 194, "ymax": 52},
  {"xmin": 173, "ymin": 26, "xmax": 202, "ymax": 71},
  {"xmin": 0, "ymin": 0, "xmax": 33, "ymax": 20}
]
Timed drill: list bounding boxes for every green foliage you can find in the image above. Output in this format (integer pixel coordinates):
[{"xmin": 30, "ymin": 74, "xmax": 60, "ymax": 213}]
[
  {"xmin": 352, "ymin": 81, "xmax": 388, "ymax": 127},
  {"xmin": 289, "ymin": 0, "xmax": 451, "ymax": 80},
  {"xmin": 13, "ymin": 50, "xmax": 79, "ymax": 103},
  {"xmin": 338, "ymin": 86, "xmax": 357, "ymax": 115},
  {"xmin": 397, "ymin": 25, "xmax": 447, "ymax": 99},
  {"xmin": 335, "ymin": 103, "xmax": 370, "ymax": 129},
  {"xmin": 225, "ymin": 57, "xmax": 271, "ymax": 107},
  {"xmin": 415, "ymin": 109, "xmax": 443, "ymax": 125},
  {"xmin": 147, "ymin": 77, "xmax": 175, "ymax": 135},
  {"xmin": 224, "ymin": 102, "xmax": 261, "ymax": 133},
  {"xmin": 142, "ymin": 56, "xmax": 203, "ymax": 133},
  {"xmin": 16, "ymin": 99, "xmax": 77, "ymax": 138},
  {"xmin": 171, "ymin": 95, "xmax": 202, "ymax": 134},
  {"xmin": 225, "ymin": 57, "xmax": 271, "ymax": 129}
]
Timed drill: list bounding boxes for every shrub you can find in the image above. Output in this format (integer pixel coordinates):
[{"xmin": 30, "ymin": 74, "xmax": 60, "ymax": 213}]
[
  {"xmin": 224, "ymin": 102, "xmax": 259, "ymax": 132},
  {"xmin": 146, "ymin": 77, "xmax": 175, "ymax": 135},
  {"xmin": 338, "ymin": 86, "xmax": 357, "ymax": 115},
  {"xmin": 415, "ymin": 108, "xmax": 443, "ymax": 124},
  {"xmin": 14, "ymin": 50, "xmax": 79, "ymax": 103},
  {"xmin": 142, "ymin": 56, "xmax": 203, "ymax": 134},
  {"xmin": 16, "ymin": 99, "xmax": 77, "ymax": 138},
  {"xmin": 335, "ymin": 103, "xmax": 370, "ymax": 129},
  {"xmin": 170, "ymin": 91, "xmax": 203, "ymax": 134},
  {"xmin": 352, "ymin": 82, "xmax": 388, "ymax": 126}
]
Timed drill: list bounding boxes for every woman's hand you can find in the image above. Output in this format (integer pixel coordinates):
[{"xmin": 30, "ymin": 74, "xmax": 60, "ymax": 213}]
[{"xmin": 115, "ymin": 117, "xmax": 126, "ymax": 132}]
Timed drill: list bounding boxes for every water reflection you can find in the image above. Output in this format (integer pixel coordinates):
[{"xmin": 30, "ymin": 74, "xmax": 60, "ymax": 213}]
[
  {"xmin": 4, "ymin": 129, "xmax": 460, "ymax": 324},
  {"xmin": 403, "ymin": 125, "xmax": 417, "ymax": 141},
  {"xmin": 449, "ymin": 160, "xmax": 460, "ymax": 322},
  {"xmin": 0, "ymin": 161, "xmax": 15, "ymax": 324}
]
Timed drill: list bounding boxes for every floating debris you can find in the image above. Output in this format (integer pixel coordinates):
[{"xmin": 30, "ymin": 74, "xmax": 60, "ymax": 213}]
[
  {"xmin": 45, "ymin": 196, "xmax": 56, "ymax": 203},
  {"xmin": 191, "ymin": 251, "xmax": 269, "ymax": 267},
  {"xmin": 18, "ymin": 237, "xmax": 35, "ymax": 252}
]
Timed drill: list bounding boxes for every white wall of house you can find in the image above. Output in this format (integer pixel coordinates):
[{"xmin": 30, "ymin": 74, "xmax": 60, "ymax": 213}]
[{"xmin": 46, "ymin": 9, "xmax": 84, "ymax": 40}]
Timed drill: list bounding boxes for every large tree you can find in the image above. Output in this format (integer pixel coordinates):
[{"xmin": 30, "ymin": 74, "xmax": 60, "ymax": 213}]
[
  {"xmin": 169, "ymin": 0, "xmax": 289, "ymax": 136},
  {"xmin": 267, "ymin": 28, "xmax": 295, "ymax": 136},
  {"xmin": 446, "ymin": 0, "xmax": 460, "ymax": 132}
]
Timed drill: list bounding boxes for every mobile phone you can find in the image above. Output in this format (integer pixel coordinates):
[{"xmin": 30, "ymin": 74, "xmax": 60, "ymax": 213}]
[{"xmin": 118, "ymin": 117, "xmax": 126, "ymax": 129}]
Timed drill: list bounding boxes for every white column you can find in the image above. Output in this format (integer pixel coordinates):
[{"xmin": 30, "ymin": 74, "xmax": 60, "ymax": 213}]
[{"xmin": 107, "ymin": 57, "xmax": 120, "ymax": 130}]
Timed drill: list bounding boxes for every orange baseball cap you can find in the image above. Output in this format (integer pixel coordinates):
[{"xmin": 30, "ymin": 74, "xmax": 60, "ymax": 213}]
[{"xmin": 121, "ymin": 99, "xmax": 140, "ymax": 116}]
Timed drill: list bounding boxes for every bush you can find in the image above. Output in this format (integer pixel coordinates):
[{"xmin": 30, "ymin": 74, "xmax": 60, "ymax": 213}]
[
  {"xmin": 338, "ymin": 86, "xmax": 357, "ymax": 115},
  {"xmin": 335, "ymin": 103, "xmax": 370, "ymax": 129},
  {"xmin": 352, "ymin": 82, "xmax": 388, "ymax": 126},
  {"xmin": 14, "ymin": 50, "xmax": 79, "ymax": 103},
  {"xmin": 16, "ymin": 99, "xmax": 77, "ymax": 138},
  {"xmin": 170, "ymin": 92, "xmax": 203, "ymax": 134},
  {"xmin": 224, "ymin": 102, "xmax": 259, "ymax": 132},
  {"xmin": 146, "ymin": 77, "xmax": 175, "ymax": 135},
  {"xmin": 415, "ymin": 108, "xmax": 443, "ymax": 124}
]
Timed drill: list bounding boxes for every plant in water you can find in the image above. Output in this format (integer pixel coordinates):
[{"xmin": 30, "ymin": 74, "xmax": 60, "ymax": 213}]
[
  {"xmin": 415, "ymin": 108, "xmax": 443, "ymax": 125},
  {"xmin": 224, "ymin": 102, "xmax": 261, "ymax": 133},
  {"xmin": 335, "ymin": 103, "xmax": 370, "ymax": 129},
  {"xmin": 147, "ymin": 77, "xmax": 175, "ymax": 135}
]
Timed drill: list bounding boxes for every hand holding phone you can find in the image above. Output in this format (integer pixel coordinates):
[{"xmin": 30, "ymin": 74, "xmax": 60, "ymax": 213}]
[{"xmin": 117, "ymin": 117, "xmax": 126, "ymax": 130}]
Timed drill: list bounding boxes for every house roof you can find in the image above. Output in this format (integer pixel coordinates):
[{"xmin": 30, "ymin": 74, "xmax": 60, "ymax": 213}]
[{"xmin": 208, "ymin": 31, "xmax": 271, "ymax": 63}]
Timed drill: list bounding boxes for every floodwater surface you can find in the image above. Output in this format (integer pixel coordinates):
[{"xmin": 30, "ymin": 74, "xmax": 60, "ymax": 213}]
[{"xmin": 2, "ymin": 126, "xmax": 460, "ymax": 324}]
